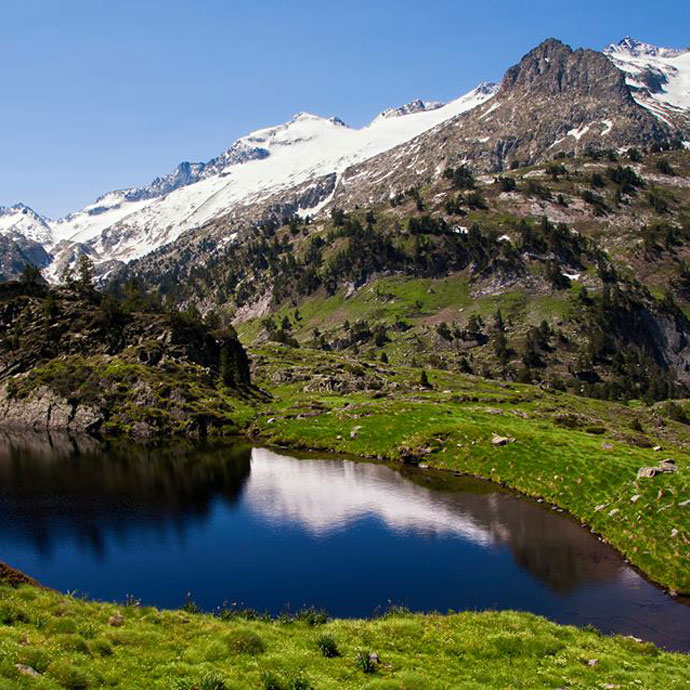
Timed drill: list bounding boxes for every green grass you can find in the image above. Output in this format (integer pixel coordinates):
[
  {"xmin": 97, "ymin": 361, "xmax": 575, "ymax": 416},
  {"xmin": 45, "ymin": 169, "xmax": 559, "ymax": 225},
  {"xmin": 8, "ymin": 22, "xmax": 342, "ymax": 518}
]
[
  {"xmin": 249, "ymin": 344, "xmax": 690, "ymax": 595},
  {"xmin": 1, "ymin": 582, "xmax": 688, "ymax": 689},
  {"xmin": 12, "ymin": 353, "xmax": 256, "ymax": 437}
]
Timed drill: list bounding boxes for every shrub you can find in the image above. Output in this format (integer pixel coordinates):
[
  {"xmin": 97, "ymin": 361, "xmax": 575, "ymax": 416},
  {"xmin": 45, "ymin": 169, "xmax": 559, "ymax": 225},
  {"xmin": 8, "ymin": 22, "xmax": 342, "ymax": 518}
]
[
  {"xmin": 55, "ymin": 634, "xmax": 91, "ymax": 655},
  {"xmin": 524, "ymin": 179, "xmax": 552, "ymax": 200},
  {"xmin": 656, "ymin": 158, "xmax": 675, "ymax": 176},
  {"xmin": 496, "ymin": 176, "xmax": 516, "ymax": 192},
  {"xmin": 16, "ymin": 647, "xmax": 51, "ymax": 673},
  {"xmin": 48, "ymin": 661, "xmax": 90, "ymax": 690},
  {"xmin": 0, "ymin": 602, "xmax": 28, "ymax": 625},
  {"xmin": 355, "ymin": 650, "xmax": 377, "ymax": 674},
  {"xmin": 629, "ymin": 418, "xmax": 644, "ymax": 433},
  {"xmin": 316, "ymin": 633, "xmax": 340, "ymax": 658},
  {"xmin": 172, "ymin": 674, "xmax": 227, "ymax": 690},
  {"xmin": 226, "ymin": 628, "xmax": 265, "ymax": 655},
  {"xmin": 296, "ymin": 606, "xmax": 328, "ymax": 626},
  {"xmin": 199, "ymin": 673, "xmax": 228, "ymax": 690},
  {"xmin": 289, "ymin": 674, "xmax": 314, "ymax": 690},
  {"xmin": 261, "ymin": 671, "xmax": 285, "ymax": 690},
  {"xmin": 665, "ymin": 401, "xmax": 689, "ymax": 425},
  {"xmin": 182, "ymin": 594, "xmax": 201, "ymax": 613}
]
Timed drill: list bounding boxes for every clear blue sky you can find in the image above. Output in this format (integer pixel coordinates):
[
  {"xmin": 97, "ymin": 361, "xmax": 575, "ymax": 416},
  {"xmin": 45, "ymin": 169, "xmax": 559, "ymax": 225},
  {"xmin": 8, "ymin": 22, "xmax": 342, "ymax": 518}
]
[{"xmin": 1, "ymin": 0, "xmax": 688, "ymax": 218}]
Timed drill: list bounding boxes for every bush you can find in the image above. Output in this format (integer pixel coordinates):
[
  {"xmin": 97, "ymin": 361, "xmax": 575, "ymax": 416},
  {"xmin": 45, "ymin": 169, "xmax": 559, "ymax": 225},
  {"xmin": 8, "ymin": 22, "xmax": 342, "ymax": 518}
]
[
  {"xmin": 316, "ymin": 633, "xmax": 340, "ymax": 658},
  {"xmin": 55, "ymin": 634, "xmax": 91, "ymax": 655},
  {"xmin": 656, "ymin": 158, "xmax": 675, "ymax": 176},
  {"xmin": 48, "ymin": 661, "xmax": 90, "ymax": 690},
  {"xmin": 355, "ymin": 650, "xmax": 378, "ymax": 674},
  {"xmin": 665, "ymin": 401, "xmax": 689, "ymax": 425},
  {"xmin": 16, "ymin": 647, "xmax": 51, "ymax": 673},
  {"xmin": 0, "ymin": 602, "xmax": 28, "ymax": 625},
  {"xmin": 226, "ymin": 627, "xmax": 265, "ymax": 655},
  {"xmin": 296, "ymin": 606, "xmax": 328, "ymax": 626},
  {"xmin": 172, "ymin": 674, "xmax": 227, "ymax": 690},
  {"xmin": 443, "ymin": 164, "xmax": 475, "ymax": 189},
  {"xmin": 289, "ymin": 674, "xmax": 314, "ymax": 690},
  {"xmin": 629, "ymin": 418, "xmax": 644, "ymax": 433},
  {"xmin": 261, "ymin": 671, "xmax": 285, "ymax": 690}
]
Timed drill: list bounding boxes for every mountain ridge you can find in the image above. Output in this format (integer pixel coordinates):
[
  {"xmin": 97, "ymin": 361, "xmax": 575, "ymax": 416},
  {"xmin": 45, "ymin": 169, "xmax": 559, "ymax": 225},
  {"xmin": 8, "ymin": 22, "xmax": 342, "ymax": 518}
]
[{"xmin": 1, "ymin": 36, "xmax": 688, "ymax": 284}]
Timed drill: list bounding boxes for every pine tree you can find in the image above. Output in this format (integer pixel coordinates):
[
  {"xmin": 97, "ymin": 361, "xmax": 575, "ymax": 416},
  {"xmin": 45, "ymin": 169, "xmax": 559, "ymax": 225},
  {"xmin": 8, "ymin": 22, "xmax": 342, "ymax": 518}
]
[{"xmin": 76, "ymin": 255, "xmax": 94, "ymax": 292}]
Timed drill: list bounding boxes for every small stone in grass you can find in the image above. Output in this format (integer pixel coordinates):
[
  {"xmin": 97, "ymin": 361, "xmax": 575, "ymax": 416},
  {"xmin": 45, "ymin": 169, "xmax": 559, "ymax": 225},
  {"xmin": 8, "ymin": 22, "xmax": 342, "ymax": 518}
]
[
  {"xmin": 108, "ymin": 612, "xmax": 125, "ymax": 627},
  {"xmin": 15, "ymin": 665, "xmax": 40, "ymax": 678}
]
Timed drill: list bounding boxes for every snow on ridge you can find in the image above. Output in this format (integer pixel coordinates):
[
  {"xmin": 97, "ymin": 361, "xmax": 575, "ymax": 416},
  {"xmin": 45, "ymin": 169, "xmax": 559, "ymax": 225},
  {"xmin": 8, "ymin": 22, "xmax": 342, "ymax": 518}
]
[
  {"xmin": 605, "ymin": 36, "xmax": 687, "ymax": 60},
  {"xmin": 41, "ymin": 82, "xmax": 497, "ymax": 271},
  {"xmin": 374, "ymin": 98, "xmax": 445, "ymax": 121},
  {"xmin": 605, "ymin": 36, "xmax": 690, "ymax": 117},
  {"xmin": 0, "ymin": 204, "xmax": 54, "ymax": 245}
]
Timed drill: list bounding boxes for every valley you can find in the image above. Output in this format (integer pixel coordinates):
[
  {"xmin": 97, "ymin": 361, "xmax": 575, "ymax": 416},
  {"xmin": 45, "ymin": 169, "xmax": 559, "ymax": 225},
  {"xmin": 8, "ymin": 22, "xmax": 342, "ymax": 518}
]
[{"xmin": 2, "ymin": 31, "xmax": 690, "ymax": 689}]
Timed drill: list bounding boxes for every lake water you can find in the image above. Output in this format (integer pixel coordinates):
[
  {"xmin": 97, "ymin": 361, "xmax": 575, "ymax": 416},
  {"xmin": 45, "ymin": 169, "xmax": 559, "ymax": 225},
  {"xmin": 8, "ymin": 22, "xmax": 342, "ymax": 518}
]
[{"xmin": 0, "ymin": 431, "xmax": 689, "ymax": 651}]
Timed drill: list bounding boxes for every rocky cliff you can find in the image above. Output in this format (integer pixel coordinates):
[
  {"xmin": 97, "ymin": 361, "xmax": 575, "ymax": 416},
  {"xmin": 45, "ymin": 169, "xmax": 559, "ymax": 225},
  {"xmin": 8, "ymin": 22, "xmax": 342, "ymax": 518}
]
[{"xmin": 0, "ymin": 282, "xmax": 252, "ymax": 436}]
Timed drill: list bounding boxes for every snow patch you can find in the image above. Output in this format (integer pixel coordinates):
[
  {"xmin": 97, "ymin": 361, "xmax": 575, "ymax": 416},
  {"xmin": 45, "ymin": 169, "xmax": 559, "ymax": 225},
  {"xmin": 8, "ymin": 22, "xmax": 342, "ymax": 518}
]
[
  {"xmin": 605, "ymin": 37, "xmax": 690, "ymax": 118},
  {"xmin": 567, "ymin": 124, "xmax": 591, "ymax": 141}
]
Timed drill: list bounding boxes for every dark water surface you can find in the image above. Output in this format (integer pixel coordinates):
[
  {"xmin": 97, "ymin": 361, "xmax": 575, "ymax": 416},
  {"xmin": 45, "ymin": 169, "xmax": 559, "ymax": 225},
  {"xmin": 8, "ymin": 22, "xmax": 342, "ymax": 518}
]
[{"xmin": 0, "ymin": 431, "xmax": 688, "ymax": 651}]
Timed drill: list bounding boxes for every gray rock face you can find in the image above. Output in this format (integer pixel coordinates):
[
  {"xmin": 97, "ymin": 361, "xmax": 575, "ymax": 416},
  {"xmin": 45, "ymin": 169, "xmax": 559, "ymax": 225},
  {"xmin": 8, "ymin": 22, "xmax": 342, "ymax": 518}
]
[
  {"xmin": 0, "ymin": 384, "xmax": 103, "ymax": 434},
  {"xmin": 332, "ymin": 39, "xmax": 674, "ymax": 210},
  {"xmin": 0, "ymin": 235, "xmax": 50, "ymax": 282}
]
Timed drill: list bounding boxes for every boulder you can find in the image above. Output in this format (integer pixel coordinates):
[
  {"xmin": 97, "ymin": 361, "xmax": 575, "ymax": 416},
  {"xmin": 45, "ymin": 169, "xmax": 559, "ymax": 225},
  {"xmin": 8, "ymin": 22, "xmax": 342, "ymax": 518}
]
[
  {"xmin": 15, "ymin": 665, "xmax": 40, "ymax": 678},
  {"xmin": 637, "ymin": 467, "xmax": 661, "ymax": 479},
  {"xmin": 108, "ymin": 612, "xmax": 125, "ymax": 627}
]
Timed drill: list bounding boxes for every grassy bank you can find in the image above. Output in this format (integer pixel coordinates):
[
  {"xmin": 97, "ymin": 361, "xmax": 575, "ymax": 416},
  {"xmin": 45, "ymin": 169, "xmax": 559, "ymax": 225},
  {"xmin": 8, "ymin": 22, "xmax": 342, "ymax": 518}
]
[
  {"xmin": 248, "ymin": 344, "xmax": 690, "ymax": 595},
  {"xmin": 1, "ymin": 581, "xmax": 689, "ymax": 689}
]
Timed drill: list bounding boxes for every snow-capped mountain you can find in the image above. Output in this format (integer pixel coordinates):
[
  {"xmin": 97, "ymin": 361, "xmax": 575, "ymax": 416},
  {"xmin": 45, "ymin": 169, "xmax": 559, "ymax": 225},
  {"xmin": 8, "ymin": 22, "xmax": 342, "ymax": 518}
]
[
  {"xmin": 0, "ymin": 204, "xmax": 53, "ymax": 246},
  {"xmin": 36, "ymin": 83, "xmax": 495, "ymax": 279},
  {"xmin": 2, "ymin": 36, "xmax": 689, "ymax": 285},
  {"xmin": 605, "ymin": 37, "xmax": 690, "ymax": 123},
  {"xmin": 375, "ymin": 98, "xmax": 445, "ymax": 120}
]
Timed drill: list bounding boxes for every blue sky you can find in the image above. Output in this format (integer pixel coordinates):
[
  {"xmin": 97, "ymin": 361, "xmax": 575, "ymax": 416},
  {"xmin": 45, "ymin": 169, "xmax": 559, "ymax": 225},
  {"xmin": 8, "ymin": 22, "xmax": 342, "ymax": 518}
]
[{"xmin": 1, "ymin": 0, "xmax": 688, "ymax": 218}]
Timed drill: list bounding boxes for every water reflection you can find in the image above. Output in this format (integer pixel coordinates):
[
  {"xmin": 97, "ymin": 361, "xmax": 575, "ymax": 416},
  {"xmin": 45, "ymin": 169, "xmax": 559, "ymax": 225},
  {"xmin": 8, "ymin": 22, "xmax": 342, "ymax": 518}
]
[
  {"xmin": 0, "ymin": 431, "xmax": 251, "ymax": 557},
  {"xmin": 0, "ymin": 432, "xmax": 688, "ymax": 650},
  {"xmin": 245, "ymin": 449, "xmax": 623, "ymax": 593}
]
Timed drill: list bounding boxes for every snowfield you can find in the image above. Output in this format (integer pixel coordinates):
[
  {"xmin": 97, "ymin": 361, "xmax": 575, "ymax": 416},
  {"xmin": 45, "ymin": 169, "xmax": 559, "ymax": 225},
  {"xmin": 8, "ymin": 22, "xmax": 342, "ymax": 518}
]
[
  {"xmin": 605, "ymin": 37, "xmax": 690, "ymax": 119},
  {"xmin": 13, "ymin": 83, "xmax": 496, "ymax": 279}
]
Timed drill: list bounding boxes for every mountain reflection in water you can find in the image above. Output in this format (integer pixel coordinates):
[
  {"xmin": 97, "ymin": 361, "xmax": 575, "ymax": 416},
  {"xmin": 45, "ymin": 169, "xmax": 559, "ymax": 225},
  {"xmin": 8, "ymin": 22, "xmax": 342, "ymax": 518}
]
[{"xmin": 0, "ymin": 432, "xmax": 688, "ymax": 651}]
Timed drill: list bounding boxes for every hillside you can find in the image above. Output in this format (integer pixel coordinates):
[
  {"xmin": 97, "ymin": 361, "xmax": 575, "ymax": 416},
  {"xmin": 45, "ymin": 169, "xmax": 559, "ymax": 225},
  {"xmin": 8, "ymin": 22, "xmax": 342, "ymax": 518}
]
[
  {"xmin": 2, "ymin": 577, "xmax": 689, "ymax": 690},
  {"xmin": 0, "ymin": 274, "xmax": 252, "ymax": 437},
  {"xmin": 114, "ymin": 144, "xmax": 690, "ymax": 403},
  {"xmin": 0, "ymin": 37, "xmax": 688, "ymax": 286}
]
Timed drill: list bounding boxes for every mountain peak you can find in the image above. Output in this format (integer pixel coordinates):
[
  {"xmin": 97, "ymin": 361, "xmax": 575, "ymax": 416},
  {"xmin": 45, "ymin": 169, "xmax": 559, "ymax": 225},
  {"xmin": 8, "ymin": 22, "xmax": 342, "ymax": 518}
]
[
  {"xmin": 376, "ymin": 99, "xmax": 445, "ymax": 120},
  {"xmin": 605, "ymin": 37, "xmax": 687, "ymax": 59},
  {"xmin": 290, "ymin": 112, "xmax": 347, "ymax": 127},
  {"xmin": 499, "ymin": 37, "xmax": 630, "ymax": 100}
]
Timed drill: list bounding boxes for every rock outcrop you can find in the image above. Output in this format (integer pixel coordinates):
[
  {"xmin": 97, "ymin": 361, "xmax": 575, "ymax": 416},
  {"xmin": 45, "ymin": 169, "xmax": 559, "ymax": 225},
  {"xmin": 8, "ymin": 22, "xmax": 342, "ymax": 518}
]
[
  {"xmin": 0, "ymin": 282, "xmax": 252, "ymax": 436},
  {"xmin": 333, "ymin": 39, "xmax": 675, "ymax": 209}
]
